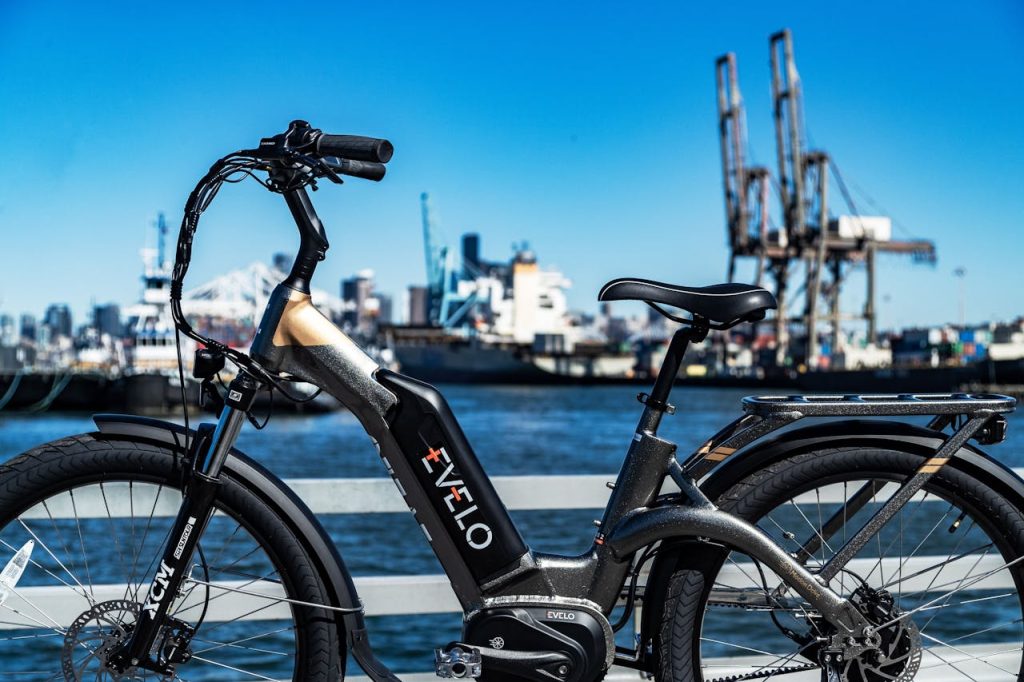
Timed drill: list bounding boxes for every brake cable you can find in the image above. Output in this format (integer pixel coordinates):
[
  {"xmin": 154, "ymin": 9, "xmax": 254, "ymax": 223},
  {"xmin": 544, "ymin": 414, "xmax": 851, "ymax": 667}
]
[{"xmin": 169, "ymin": 149, "xmax": 332, "ymax": 448}]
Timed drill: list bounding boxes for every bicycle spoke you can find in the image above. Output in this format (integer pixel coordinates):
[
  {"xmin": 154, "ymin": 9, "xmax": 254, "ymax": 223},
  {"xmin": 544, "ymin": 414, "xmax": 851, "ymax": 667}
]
[
  {"xmin": 0, "ymin": 535, "xmax": 90, "ymax": 621},
  {"xmin": 172, "ymin": 548, "xmax": 271, "ymax": 618},
  {"xmin": 699, "ymin": 472, "xmax": 1024, "ymax": 682},
  {"xmin": 188, "ymin": 654, "xmax": 278, "ymax": 680},
  {"xmin": 918, "ymin": 545, "xmax": 992, "ymax": 633},
  {"xmin": 946, "ymin": 615, "xmax": 1023, "ymax": 644},
  {"xmin": 921, "ymin": 631, "xmax": 1016, "ymax": 678},
  {"xmin": 188, "ymin": 589, "xmax": 293, "ymax": 636},
  {"xmin": 98, "ymin": 482, "xmax": 134, "ymax": 595},
  {"xmin": 68, "ymin": 488, "xmax": 96, "ymax": 603},
  {"xmin": 701, "ymin": 636, "xmax": 787, "ymax": 658},
  {"xmin": 191, "ymin": 628, "xmax": 293, "ymax": 657},
  {"xmin": 125, "ymin": 483, "xmax": 166, "ymax": 603},
  {"xmin": 40, "ymin": 499, "xmax": 79, "ymax": 582},
  {"xmin": 0, "ymin": 474, "xmax": 308, "ymax": 680},
  {"xmin": 880, "ymin": 541, "xmax": 994, "ymax": 591},
  {"xmin": 10, "ymin": 521, "xmax": 93, "ymax": 604}
]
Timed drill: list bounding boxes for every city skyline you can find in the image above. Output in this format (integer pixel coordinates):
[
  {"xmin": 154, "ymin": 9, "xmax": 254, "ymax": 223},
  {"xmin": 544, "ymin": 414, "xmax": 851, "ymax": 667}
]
[{"xmin": 1, "ymin": 2, "xmax": 1022, "ymax": 332}]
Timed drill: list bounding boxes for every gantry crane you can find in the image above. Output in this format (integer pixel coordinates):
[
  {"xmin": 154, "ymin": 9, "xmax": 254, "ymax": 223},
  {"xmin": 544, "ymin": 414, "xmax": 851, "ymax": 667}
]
[
  {"xmin": 718, "ymin": 29, "xmax": 937, "ymax": 368},
  {"xmin": 716, "ymin": 52, "xmax": 787, "ymax": 363}
]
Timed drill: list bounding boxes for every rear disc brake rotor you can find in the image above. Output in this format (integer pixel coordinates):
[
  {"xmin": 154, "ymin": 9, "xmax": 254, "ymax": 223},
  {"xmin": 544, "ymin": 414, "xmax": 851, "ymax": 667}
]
[{"xmin": 840, "ymin": 587, "xmax": 922, "ymax": 682}]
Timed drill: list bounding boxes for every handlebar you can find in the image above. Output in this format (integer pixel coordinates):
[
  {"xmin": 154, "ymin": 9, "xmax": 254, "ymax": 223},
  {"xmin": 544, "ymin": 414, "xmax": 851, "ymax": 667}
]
[
  {"xmin": 315, "ymin": 134, "xmax": 393, "ymax": 163},
  {"xmin": 257, "ymin": 121, "xmax": 394, "ymax": 177},
  {"xmin": 169, "ymin": 120, "xmax": 394, "ymax": 378},
  {"xmin": 322, "ymin": 157, "xmax": 387, "ymax": 182}
]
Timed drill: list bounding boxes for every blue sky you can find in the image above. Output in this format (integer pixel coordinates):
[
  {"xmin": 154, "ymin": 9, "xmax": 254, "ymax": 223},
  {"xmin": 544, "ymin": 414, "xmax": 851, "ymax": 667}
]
[{"xmin": 0, "ymin": 1, "xmax": 1021, "ymax": 331}]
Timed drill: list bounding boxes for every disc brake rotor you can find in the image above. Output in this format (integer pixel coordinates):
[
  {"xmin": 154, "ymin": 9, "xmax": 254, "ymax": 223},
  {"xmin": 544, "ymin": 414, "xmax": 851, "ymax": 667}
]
[
  {"xmin": 837, "ymin": 586, "xmax": 922, "ymax": 682},
  {"xmin": 62, "ymin": 599, "xmax": 149, "ymax": 681}
]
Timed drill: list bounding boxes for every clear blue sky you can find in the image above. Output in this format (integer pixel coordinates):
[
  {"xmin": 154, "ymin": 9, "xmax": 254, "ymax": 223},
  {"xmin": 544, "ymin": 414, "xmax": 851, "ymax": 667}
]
[{"xmin": 1, "ymin": 1, "xmax": 1021, "ymax": 331}]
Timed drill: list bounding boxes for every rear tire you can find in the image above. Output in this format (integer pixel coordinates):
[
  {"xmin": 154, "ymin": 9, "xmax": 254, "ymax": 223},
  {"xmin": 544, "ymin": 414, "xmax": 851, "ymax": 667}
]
[
  {"xmin": 655, "ymin": 447, "xmax": 1024, "ymax": 681},
  {"xmin": 0, "ymin": 433, "xmax": 344, "ymax": 681}
]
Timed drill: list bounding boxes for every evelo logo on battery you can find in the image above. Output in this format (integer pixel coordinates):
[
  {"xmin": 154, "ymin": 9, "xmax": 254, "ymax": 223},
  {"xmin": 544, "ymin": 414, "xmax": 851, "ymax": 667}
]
[{"xmin": 420, "ymin": 445, "xmax": 493, "ymax": 550}]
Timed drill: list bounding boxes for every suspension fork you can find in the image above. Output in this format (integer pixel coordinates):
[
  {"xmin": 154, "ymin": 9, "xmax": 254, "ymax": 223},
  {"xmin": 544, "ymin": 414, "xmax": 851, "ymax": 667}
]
[{"xmin": 108, "ymin": 373, "xmax": 259, "ymax": 674}]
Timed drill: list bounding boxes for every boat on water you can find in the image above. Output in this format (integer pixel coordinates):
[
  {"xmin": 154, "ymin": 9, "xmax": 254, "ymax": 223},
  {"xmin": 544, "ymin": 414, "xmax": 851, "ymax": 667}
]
[
  {"xmin": 390, "ymin": 328, "xmax": 636, "ymax": 385},
  {"xmin": 0, "ymin": 218, "xmax": 341, "ymax": 414},
  {"xmin": 389, "ymin": 231, "xmax": 637, "ymax": 383},
  {"xmin": 386, "ymin": 221, "xmax": 1024, "ymax": 391}
]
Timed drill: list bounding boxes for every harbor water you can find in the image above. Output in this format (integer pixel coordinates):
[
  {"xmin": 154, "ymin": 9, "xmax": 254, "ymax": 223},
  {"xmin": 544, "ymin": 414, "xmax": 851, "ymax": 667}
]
[{"xmin": 1, "ymin": 384, "xmax": 1022, "ymax": 674}]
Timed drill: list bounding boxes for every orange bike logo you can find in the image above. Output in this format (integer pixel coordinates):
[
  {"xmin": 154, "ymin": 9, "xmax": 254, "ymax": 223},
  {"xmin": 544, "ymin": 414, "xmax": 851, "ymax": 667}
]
[{"xmin": 421, "ymin": 445, "xmax": 493, "ymax": 550}]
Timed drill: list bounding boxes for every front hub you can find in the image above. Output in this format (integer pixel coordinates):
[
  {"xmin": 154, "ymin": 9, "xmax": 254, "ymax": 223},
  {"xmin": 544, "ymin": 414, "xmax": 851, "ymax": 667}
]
[
  {"xmin": 62, "ymin": 599, "xmax": 193, "ymax": 681},
  {"xmin": 62, "ymin": 600, "xmax": 146, "ymax": 681}
]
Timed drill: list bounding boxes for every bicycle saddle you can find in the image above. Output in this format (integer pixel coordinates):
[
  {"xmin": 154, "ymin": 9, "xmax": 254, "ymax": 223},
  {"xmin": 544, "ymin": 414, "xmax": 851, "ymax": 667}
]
[{"xmin": 598, "ymin": 278, "xmax": 777, "ymax": 325}]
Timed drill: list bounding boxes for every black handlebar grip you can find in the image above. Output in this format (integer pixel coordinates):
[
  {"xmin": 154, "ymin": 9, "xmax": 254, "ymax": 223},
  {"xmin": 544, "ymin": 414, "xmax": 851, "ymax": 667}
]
[
  {"xmin": 316, "ymin": 134, "xmax": 394, "ymax": 163},
  {"xmin": 325, "ymin": 157, "xmax": 387, "ymax": 181}
]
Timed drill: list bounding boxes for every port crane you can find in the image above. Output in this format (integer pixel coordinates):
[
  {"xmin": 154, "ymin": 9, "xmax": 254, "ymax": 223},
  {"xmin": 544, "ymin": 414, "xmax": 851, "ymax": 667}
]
[
  {"xmin": 717, "ymin": 29, "xmax": 937, "ymax": 367},
  {"xmin": 419, "ymin": 192, "xmax": 477, "ymax": 329}
]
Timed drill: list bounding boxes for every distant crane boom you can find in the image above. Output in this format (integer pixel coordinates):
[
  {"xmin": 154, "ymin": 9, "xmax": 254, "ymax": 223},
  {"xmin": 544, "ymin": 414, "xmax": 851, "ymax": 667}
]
[{"xmin": 420, "ymin": 192, "xmax": 448, "ymax": 324}]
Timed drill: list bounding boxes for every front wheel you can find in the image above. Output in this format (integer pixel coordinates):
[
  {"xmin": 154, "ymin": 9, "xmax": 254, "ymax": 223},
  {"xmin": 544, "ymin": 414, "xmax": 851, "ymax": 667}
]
[
  {"xmin": 656, "ymin": 446, "xmax": 1024, "ymax": 682},
  {"xmin": 0, "ymin": 433, "xmax": 343, "ymax": 681}
]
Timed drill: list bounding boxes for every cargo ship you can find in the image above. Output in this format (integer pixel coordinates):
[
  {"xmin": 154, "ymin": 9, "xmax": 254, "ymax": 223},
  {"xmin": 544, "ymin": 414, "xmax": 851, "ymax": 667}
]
[
  {"xmin": 388, "ymin": 215, "xmax": 637, "ymax": 383},
  {"xmin": 390, "ymin": 328, "xmax": 636, "ymax": 385}
]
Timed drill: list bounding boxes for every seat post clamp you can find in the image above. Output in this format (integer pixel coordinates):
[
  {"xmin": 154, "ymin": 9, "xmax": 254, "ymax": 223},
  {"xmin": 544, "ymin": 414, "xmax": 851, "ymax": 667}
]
[{"xmin": 637, "ymin": 392, "xmax": 675, "ymax": 415}]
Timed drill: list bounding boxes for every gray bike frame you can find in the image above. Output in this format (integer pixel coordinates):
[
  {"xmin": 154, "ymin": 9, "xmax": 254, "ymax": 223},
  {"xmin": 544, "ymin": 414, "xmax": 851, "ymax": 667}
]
[{"xmin": 183, "ymin": 186, "xmax": 1016, "ymax": 670}]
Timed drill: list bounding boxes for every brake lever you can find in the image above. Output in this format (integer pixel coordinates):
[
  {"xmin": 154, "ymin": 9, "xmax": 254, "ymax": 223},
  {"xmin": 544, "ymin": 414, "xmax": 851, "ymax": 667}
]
[
  {"xmin": 315, "ymin": 160, "xmax": 345, "ymax": 185},
  {"xmin": 288, "ymin": 151, "xmax": 344, "ymax": 185}
]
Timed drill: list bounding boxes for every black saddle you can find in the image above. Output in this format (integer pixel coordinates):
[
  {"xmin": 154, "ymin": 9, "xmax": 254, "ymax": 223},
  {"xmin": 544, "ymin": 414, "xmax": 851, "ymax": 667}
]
[{"xmin": 599, "ymin": 278, "xmax": 777, "ymax": 326}]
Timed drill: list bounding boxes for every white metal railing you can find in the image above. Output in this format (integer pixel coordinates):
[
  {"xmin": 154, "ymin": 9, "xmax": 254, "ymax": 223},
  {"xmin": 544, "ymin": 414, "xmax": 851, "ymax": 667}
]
[
  {"xmin": 7, "ymin": 472, "xmax": 1024, "ymax": 679},
  {"xmin": 12, "ymin": 471, "xmax": 1024, "ymax": 623}
]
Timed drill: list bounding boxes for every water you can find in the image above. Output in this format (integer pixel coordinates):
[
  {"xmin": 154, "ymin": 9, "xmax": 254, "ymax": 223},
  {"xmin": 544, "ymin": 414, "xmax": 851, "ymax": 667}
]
[{"xmin": 1, "ymin": 385, "xmax": 1022, "ymax": 675}]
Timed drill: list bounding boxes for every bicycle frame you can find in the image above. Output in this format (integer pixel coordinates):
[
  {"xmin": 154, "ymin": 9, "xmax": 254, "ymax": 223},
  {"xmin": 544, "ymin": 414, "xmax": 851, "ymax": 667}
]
[{"xmin": 116, "ymin": 183, "xmax": 1015, "ymax": 678}]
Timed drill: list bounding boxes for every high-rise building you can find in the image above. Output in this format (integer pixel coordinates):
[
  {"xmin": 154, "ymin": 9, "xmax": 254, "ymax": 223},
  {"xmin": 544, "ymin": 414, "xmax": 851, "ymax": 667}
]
[
  {"xmin": 376, "ymin": 293, "xmax": 393, "ymax": 325},
  {"xmin": 462, "ymin": 233, "xmax": 480, "ymax": 279},
  {"xmin": 93, "ymin": 303, "xmax": 122, "ymax": 337},
  {"xmin": 43, "ymin": 304, "xmax": 73, "ymax": 339},
  {"xmin": 341, "ymin": 270, "xmax": 375, "ymax": 330},
  {"xmin": 19, "ymin": 314, "xmax": 36, "ymax": 342},
  {"xmin": 408, "ymin": 285, "xmax": 429, "ymax": 326},
  {"xmin": 0, "ymin": 315, "xmax": 15, "ymax": 346}
]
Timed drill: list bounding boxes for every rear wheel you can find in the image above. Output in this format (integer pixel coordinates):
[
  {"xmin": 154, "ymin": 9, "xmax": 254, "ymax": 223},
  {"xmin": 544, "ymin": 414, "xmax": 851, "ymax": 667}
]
[
  {"xmin": 0, "ymin": 434, "xmax": 343, "ymax": 681},
  {"xmin": 656, "ymin": 447, "xmax": 1024, "ymax": 681}
]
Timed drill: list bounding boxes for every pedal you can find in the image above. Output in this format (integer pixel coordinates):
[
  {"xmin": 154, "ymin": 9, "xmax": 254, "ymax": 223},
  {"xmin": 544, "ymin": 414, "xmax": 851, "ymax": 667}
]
[
  {"xmin": 439, "ymin": 642, "xmax": 576, "ymax": 682},
  {"xmin": 435, "ymin": 645, "xmax": 482, "ymax": 679}
]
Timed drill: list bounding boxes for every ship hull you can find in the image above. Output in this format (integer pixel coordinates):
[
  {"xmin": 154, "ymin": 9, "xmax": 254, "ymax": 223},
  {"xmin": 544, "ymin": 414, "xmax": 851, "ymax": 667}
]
[
  {"xmin": 394, "ymin": 340, "xmax": 992, "ymax": 392},
  {"xmin": 393, "ymin": 342, "xmax": 637, "ymax": 385}
]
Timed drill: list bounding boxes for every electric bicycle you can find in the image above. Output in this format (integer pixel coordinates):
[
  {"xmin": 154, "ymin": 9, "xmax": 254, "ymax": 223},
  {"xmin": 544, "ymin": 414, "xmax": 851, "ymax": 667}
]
[{"xmin": 0, "ymin": 120, "xmax": 1020, "ymax": 681}]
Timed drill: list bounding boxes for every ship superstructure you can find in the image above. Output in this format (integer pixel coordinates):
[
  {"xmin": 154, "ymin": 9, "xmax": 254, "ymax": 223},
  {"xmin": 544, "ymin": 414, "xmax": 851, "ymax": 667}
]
[
  {"xmin": 392, "ymin": 195, "xmax": 635, "ymax": 382},
  {"xmin": 122, "ymin": 214, "xmax": 192, "ymax": 375}
]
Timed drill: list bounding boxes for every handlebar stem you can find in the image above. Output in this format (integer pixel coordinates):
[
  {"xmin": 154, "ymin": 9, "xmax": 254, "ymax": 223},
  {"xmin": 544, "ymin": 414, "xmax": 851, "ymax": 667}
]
[{"xmin": 281, "ymin": 186, "xmax": 329, "ymax": 293}]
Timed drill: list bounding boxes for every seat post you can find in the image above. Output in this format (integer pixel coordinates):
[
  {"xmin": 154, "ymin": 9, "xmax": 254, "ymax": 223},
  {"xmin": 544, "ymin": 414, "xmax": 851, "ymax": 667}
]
[{"xmin": 642, "ymin": 324, "xmax": 708, "ymax": 433}]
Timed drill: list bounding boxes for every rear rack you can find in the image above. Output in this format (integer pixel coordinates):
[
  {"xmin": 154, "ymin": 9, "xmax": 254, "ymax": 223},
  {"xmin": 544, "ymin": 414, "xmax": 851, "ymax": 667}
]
[
  {"xmin": 742, "ymin": 392, "xmax": 1016, "ymax": 418},
  {"xmin": 683, "ymin": 392, "xmax": 1015, "ymax": 482}
]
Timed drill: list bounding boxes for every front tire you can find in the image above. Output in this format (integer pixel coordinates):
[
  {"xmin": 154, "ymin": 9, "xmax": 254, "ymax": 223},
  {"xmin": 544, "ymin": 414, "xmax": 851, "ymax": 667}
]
[{"xmin": 0, "ymin": 433, "xmax": 343, "ymax": 681}]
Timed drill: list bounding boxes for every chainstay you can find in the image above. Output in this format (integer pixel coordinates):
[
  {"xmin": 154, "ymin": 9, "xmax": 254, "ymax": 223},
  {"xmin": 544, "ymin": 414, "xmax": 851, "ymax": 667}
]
[{"xmin": 708, "ymin": 662, "xmax": 818, "ymax": 682}]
